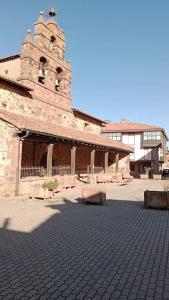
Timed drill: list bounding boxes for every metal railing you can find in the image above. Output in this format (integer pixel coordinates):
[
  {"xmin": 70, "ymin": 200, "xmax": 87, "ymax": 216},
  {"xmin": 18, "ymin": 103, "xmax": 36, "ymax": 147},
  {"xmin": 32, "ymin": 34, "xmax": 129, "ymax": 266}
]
[
  {"xmin": 21, "ymin": 166, "xmax": 46, "ymax": 178},
  {"xmin": 52, "ymin": 166, "xmax": 71, "ymax": 176},
  {"xmin": 87, "ymin": 165, "xmax": 104, "ymax": 174},
  {"xmin": 94, "ymin": 166, "xmax": 104, "ymax": 174},
  {"xmin": 21, "ymin": 165, "xmax": 104, "ymax": 178},
  {"xmin": 21, "ymin": 165, "xmax": 71, "ymax": 178}
]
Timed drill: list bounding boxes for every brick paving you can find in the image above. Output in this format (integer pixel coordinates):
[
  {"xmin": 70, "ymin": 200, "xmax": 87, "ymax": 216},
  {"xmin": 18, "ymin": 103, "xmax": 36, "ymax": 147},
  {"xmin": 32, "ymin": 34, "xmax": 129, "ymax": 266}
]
[{"xmin": 0, "ymin": 180, "xmax": 169, "ymax": 299}]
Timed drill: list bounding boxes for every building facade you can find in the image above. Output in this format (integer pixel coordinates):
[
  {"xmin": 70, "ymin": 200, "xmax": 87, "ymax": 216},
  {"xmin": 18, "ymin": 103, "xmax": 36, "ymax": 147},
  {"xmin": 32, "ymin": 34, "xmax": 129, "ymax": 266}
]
[
  {"xmin": 102, "ymin": 120, "xmax": 168, "ymax": 177},
  {"xmin": 0, "ymin": 9, "xmax": 132, "ymax": 197}
]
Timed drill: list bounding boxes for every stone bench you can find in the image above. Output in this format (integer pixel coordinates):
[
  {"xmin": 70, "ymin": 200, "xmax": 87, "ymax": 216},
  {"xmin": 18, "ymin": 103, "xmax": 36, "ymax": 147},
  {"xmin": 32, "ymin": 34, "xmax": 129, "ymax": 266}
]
[
  {"xmin": 81, "ymin": 188, "xmax": 106, "ymax": 205},
  {"xmin": 55, "ymin": 175, "xmax": 76, "ymax": 191},
  {"xmin": 144, "ymin": 190, "xmax": 169, "ymax": 209}
]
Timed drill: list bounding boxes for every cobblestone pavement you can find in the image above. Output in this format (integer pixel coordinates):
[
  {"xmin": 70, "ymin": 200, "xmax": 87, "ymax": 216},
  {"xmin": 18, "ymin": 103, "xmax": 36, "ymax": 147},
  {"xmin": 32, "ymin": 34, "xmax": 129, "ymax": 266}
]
[{"xmin": 1, "ymin": 180, "xmax": 169, "ymax": 299}]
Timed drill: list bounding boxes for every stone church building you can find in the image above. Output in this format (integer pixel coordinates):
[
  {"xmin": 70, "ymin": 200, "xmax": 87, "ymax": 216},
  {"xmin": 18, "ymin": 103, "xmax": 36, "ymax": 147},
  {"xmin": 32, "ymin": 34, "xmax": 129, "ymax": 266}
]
[{"xmin": 0, "ymin": 9, "xmax": 132, "ymax": 197}]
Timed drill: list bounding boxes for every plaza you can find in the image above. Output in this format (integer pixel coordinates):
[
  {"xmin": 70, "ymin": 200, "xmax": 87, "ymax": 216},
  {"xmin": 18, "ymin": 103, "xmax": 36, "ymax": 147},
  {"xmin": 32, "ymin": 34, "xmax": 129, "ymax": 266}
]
[
  {"xmin": 0, "ymin": 3, "xmax": 169, "ymax": 300},
  {"xmin": 1, "ymin": 180, "xmax": 169, "ymax": 299}
]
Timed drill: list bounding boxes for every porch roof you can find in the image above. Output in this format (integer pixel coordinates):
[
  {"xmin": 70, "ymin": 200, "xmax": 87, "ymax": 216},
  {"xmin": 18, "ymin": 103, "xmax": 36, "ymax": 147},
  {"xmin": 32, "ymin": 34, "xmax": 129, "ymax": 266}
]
[{"xmin": 0, "ymin": 109, "xmax": 133, "ymax": 153}]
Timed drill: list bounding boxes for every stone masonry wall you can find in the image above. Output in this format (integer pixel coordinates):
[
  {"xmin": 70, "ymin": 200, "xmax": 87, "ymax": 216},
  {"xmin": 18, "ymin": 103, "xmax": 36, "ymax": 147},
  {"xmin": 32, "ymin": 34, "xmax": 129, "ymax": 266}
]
[
  {"xmin": 0, "ymin": 120, "xmax": 19, "ymax": 197},
  {"xmin": 0, "ymin": 83, "xmax": 101, "ymax": 135},
  {"xmin": 0, "ymin": 58, "xmax": 21, "ymax": 79},
  {"xmin": 118, "ymin": 154, "xmax": 130, "ymax": 174}
]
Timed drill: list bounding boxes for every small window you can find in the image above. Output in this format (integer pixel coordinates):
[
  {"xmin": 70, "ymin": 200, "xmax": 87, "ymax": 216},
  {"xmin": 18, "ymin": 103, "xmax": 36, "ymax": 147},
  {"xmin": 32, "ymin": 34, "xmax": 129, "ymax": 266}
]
[
  {"xmin": 107, "ymin": 132, "xmax": 122, "ymax": 141},
  {"xmin": 101, "ymin": 132, "xmax": 122, "ymax": 141}
]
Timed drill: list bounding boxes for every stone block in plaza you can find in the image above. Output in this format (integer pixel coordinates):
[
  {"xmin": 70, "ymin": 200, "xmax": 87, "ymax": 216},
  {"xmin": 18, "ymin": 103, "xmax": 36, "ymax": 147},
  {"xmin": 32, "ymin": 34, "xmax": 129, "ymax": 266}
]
[
  {"xmin": 96, "ymin": 174, "xmax": 113, "ymax": 183},
  {"xmin": 153, "ymin": 174, "xmax": 162, "ymax": 180},
  {"xmin": 144, "ymin": 190, "xmax": 169, "ymax": 209},
  {"xmin": 29, "ymin": 184, "xmax": 53, "ymax": 199},
  {"xmin": 81, "ymin": 188, "xmax": 106, "ymax": 205}
]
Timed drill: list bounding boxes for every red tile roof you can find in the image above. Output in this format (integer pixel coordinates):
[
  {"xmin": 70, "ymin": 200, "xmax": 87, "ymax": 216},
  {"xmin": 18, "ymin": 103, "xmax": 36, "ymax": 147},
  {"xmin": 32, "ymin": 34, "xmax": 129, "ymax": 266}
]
[
  {"xmin": 0, "ymin": 109, "xmax": 132, "ymax": 153},
  {"xmin": 102, "ymin": 121, "xmax": 168, "ymax": 140}
]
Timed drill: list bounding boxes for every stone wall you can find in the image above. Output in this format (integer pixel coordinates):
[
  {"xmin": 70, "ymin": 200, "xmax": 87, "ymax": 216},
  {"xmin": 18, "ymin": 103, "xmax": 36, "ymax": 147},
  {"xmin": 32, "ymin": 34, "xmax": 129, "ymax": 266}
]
[
  {"xmin": 118, "ymin": 154, "xmax": 130, "ymax": 174},
  {"xmin": 0, "ymin": 120, "xmax": 19, "ymax": 196},
  {"xmin": 0, "ymin": 82, "xmax": 102, "ymax": 135},
  {"xmin": 0, "ymin": 57, "xmax": 21, "ymax": 79},
  {"xmin": 73, "ymin": 115, "xmax": 101, "ymax": 135}
]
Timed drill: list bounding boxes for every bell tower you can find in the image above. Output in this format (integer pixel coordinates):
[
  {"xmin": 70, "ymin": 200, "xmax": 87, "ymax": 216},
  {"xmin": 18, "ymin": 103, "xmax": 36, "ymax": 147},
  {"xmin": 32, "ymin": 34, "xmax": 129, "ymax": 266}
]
[{"xmin": 18, "ymin": 7, "xmax": 72, "ymax": 111}]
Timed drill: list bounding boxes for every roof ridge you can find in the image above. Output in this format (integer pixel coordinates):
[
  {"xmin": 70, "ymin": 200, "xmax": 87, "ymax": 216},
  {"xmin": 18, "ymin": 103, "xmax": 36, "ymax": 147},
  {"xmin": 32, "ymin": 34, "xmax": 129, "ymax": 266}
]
[
  {"xmin": 0, "ymin": 54, "xmax": 20, "ymax": 62},
  {"xmin": 108, "ymin": 120, "xmax": 161, "ymax": 127},
  {"xmin": 0, "ymin": 109, "xmax": 133, "ymax": 153}
]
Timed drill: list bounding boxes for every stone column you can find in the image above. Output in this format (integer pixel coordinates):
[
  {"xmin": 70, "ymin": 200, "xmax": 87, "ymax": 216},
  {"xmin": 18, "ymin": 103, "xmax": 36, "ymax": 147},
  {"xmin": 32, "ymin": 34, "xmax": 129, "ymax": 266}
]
[
  {"xmin": 104, "ymin": 152, "xmax": 109, "ymax": 173},
  {"xmin": 71, "ymin": 146, "xmax": 76, "ymax": 175},
  {"xmin": 151, "ymin": 147, "xmax": 159, "ymax": 174},
  {"xmin": 15, "ymin": 139, "xmax": 23, "ymax": 196},
  {"xmin": 90, "ymin": 149, "xmax": 95, "ymax": 174},
  {"xmin": 47, "ymin": 144, "xmax": 54, "ymax": 177},
  {"xmin": 115, "ymin": 153, "xmax": 120, "ymax": 173}
]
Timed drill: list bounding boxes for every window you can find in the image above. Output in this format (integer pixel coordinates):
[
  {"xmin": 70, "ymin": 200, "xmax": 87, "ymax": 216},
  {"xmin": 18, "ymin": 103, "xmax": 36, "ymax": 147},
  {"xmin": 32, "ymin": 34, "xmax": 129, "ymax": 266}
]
[
  {"xmin": 55, "ymin": 67, "xmax": 64, "ymax": 91},
  {"xmin": 143, "ymin": 131, "xmax": 161, "ymax": 141},
  {"xmin": 104, "ymin": 132, "xmax": 122, "ymax": 141},
  {"xmin": 38, "ymin": 57, "xmax": 48, "ymax": 84}
]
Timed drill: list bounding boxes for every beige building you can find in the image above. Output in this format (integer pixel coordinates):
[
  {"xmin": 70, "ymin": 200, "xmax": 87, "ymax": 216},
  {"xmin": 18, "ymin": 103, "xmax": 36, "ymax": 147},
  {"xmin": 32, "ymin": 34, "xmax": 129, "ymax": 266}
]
[{"xmin": 102, "ymin": 120, "xmax": 168, "ymax": 177}]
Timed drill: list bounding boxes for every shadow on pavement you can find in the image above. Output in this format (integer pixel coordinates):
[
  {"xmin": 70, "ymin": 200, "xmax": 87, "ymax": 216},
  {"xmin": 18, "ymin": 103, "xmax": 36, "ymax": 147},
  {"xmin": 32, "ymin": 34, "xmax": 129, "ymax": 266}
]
[{"xmin": 0, "ymin": 197, "xmax": 168, "ymax": 299}]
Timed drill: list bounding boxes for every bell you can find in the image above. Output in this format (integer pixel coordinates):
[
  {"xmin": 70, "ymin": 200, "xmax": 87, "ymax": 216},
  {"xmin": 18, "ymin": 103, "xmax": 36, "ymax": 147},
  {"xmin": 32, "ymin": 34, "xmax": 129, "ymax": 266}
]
[
  {"xmin": 49, "ymin": 7, "xmax": 56, "ymax": 17},
  {"xmin": 38, "ymin": 70, "xmax": 45, "ymax": 78},
  {"xmin": 55, "ymin": 79, "xmax": 60, "ymax": 87}
]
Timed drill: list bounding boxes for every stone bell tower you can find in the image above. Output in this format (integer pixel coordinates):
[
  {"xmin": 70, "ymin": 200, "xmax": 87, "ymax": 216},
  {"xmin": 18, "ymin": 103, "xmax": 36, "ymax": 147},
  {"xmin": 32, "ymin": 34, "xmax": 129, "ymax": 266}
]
[{"xmin": 18, "ymin": 7, "xmax": 72, "ymax": 111}]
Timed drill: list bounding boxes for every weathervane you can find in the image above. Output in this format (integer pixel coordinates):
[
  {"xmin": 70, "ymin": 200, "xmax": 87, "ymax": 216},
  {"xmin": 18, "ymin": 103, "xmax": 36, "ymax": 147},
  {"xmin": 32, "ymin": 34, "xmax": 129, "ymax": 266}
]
[{"xmin": 48, "ymin": 2, "xmax": 56, "ymax": 18}]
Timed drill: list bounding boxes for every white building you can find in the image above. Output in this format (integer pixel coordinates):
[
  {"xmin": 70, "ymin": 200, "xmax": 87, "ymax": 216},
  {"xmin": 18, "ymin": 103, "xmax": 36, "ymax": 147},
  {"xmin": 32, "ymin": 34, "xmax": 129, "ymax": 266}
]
[{"xmin": 102, "ymin": 120, "xmax": 168, "ymax": 177}]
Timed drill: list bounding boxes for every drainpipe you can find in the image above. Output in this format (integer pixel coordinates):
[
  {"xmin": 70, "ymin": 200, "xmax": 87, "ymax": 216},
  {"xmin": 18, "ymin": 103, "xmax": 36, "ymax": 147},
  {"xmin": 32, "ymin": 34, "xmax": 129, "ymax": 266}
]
[{"xmin": 15, "ymin": 131, "xmax": 29, "ymax": 197}]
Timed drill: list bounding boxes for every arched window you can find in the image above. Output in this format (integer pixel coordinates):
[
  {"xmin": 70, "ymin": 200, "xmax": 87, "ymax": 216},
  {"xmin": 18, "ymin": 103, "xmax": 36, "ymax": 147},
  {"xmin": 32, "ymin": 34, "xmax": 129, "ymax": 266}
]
[
  {"xmin": 49, "ymin": 36, "xmax": 56, "ymax": 52},
  {"xmin": 38, "ymin": 57, "xmax": 48, "ymax": 84},
  {"xmin": 55, "ymin": 67, "xmax": 63, "ymax": 91}
]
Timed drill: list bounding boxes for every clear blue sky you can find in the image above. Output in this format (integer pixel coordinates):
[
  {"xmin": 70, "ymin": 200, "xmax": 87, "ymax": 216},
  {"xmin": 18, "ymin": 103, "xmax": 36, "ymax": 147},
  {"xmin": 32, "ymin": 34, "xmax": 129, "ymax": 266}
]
[{"xmin": 0, "ymin": 0, "xmax": 169, "ymax": 133}]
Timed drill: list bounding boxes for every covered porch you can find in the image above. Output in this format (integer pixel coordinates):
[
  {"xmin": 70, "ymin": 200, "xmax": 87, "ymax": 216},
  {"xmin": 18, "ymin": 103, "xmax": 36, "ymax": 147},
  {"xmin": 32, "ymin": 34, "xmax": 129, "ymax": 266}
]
[
  {"xmin": 17, "ymin": 130, "xmax": 131, "ymax": 195},
  {"xmin": 20, "ymin": 132, "xmax": 125, "ymax": 178},
  {"xmin": 0, "ymin": 108, "xmax": 132, "ymax": 197}
]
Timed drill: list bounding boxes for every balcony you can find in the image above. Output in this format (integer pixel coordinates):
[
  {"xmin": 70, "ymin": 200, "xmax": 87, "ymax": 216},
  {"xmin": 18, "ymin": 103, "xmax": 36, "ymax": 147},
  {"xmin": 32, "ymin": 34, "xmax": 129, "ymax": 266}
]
[{"xmin": 142, "ymin": 140, "xmax": 162, "ymax": 148}]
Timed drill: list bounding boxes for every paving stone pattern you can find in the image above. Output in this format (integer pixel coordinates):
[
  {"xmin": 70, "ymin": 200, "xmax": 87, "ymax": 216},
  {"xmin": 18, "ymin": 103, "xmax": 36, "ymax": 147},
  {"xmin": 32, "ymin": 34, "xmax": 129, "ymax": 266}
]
[{"xmin": 1, "ymin": 181, "xmax": 169, "ymax": 299}]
